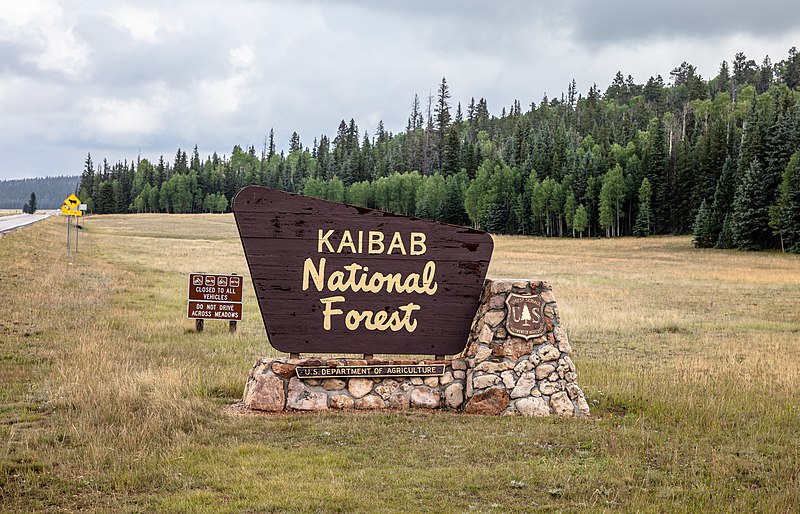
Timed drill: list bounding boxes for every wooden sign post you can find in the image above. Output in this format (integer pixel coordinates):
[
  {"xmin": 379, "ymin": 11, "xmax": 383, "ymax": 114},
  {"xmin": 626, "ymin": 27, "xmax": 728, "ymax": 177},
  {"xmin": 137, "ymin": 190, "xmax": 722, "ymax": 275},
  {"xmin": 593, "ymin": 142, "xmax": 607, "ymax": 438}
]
[{"xmin": 233, "ymin": 186, "xmax": 493, "ymax": 356}]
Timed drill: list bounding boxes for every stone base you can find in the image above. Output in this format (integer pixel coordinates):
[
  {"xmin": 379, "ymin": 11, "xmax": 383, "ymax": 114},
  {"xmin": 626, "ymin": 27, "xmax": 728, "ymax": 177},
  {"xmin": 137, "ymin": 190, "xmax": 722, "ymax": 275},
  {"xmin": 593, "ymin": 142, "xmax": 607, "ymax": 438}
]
[
  {"xmin": 242, "ymin": 279, "xmax": 589, "ymax": 417},
  {"xmin": 460, "ymin": 279, "xmax": 589, "ymax": 417},
  {"xmin": 243, "ymin": 357, "xmax": 465, "ymax": 412}
]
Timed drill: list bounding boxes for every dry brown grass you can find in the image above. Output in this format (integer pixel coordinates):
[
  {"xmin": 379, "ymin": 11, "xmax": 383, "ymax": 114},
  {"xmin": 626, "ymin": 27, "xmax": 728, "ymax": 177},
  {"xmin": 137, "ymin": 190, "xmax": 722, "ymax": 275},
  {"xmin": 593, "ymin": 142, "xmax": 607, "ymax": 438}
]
[{"xmin": 1, "ymin": 215, "xmax": 799, "ymax": 512}]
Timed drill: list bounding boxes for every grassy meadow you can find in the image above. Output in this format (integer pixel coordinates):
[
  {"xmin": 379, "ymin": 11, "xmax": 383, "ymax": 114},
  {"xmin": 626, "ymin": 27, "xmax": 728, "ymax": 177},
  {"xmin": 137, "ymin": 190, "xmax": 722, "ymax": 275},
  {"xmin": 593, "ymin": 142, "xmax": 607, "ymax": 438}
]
[{"xmin": 1, "ymin": 214, "xmax": 799, "ymax": 512}]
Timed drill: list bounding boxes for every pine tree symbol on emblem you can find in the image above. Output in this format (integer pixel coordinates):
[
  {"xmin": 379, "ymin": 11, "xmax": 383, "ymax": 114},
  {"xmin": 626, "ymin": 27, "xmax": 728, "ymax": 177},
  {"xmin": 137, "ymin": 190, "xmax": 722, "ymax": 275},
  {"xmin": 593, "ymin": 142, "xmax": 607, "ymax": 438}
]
[{"xmin": 520, "ymin": 304, "xmax": 533, "ymax": 326}]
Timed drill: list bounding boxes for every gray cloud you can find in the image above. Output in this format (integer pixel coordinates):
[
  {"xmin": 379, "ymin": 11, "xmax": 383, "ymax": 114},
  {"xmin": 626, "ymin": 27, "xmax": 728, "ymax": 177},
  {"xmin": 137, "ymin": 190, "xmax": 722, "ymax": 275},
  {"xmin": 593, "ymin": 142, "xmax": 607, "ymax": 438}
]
[
  {"xmin": 0, "ymin": 0, "xmax": 798, "ymax": 179},
  {"xmin": 570, "ymin": 0, "xmax": 800, "ymax": 45}
]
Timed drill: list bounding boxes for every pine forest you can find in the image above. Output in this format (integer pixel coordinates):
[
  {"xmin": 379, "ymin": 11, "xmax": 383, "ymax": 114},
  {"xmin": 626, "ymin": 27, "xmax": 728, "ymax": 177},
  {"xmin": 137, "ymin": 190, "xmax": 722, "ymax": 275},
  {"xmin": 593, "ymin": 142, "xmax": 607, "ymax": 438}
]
[{"xmin": 78, "ymin": 48, "xmax": 800, "ymax": 253}]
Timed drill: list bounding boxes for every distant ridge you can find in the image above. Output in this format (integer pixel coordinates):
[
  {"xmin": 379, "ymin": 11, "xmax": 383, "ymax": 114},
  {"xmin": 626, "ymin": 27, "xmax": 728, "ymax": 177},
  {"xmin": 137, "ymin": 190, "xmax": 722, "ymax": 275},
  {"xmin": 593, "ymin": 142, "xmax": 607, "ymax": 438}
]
[{"xmin": 0, "ymin": 176, "xmax": 80, "ymax": 209}]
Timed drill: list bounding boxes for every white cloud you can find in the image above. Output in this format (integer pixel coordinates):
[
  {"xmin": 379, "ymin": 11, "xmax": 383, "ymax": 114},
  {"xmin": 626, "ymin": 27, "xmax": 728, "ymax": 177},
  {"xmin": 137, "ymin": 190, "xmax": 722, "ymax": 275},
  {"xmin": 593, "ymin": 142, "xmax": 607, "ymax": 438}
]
[
  {"xmin": 0, "ymin": 0, "xmax": 89, "ymax": 78},
  {"xmin": 230, "ymin": 45, "xmax": 255, "ymax": 69},
  {"xmin": 81, "ymin": 83, "xmax": 170, "ymax": 141},
  {"xmin": 195, "ymin": 76, "xmax": 244, "ymax": 115},
  {"xmin": 0, "ymin": 0, "xmax": 61, "ymax": 26},
  {"xmin": 31, "ymin": 25, "xmax": 89, "ymax": 77},
  {"xmin": 109, "ymin": 8, "xmax": 159, "ymax": 44},
  {"xmin": 107, "ymin": 6, "xmax": 181, "ymax": 44}
]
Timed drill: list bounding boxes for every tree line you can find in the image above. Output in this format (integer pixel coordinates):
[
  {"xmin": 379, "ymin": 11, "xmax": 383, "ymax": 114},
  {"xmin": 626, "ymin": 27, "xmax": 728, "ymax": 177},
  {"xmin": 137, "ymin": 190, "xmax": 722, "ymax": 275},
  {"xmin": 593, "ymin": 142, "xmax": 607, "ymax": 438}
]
[
  {"xmin": 0, "ymin": 176, "xmax": 80, "ymax": 209},
  {"xmin": 78, "ymin": 47, "xmax": 800, "ymax": 252}
]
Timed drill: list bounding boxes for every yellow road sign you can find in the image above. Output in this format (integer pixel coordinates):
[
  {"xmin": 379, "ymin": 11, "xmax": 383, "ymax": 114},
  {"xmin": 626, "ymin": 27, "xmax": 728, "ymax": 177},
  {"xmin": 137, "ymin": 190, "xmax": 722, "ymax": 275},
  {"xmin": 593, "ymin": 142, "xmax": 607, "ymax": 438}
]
[
  {"xmin": 61, "ymin": 205, "xmax": 83, "ymax": 216},
  {"xmin": 62, "ymin": 193, "xmax": 81, "ymax": 211}
]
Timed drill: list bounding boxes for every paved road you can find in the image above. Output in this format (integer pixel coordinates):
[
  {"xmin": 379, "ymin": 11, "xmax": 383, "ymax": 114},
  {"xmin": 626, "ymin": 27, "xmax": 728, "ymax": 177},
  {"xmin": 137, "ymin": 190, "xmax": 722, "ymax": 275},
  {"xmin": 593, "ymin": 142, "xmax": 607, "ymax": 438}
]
[{"xmin": 0, "ymin": 212, "xmax": 55, "ymax": 235}]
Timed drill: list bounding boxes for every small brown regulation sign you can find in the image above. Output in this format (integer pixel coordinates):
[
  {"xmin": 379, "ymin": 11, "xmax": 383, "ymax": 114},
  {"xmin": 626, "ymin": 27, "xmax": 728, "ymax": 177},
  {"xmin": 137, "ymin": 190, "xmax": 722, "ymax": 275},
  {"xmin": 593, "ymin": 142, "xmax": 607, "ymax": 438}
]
[{"xmin": 187, "ymin": 273, "xmax": 244, "ymax": 321}]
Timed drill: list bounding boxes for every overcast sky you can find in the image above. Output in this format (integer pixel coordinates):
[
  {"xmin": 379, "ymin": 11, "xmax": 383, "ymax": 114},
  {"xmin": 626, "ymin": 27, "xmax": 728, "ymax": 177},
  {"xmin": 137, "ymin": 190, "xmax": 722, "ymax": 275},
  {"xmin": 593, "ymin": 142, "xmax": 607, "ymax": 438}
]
[{"xmin": 1, "ymin": 0, "xmax": 799, "ymax": 180}]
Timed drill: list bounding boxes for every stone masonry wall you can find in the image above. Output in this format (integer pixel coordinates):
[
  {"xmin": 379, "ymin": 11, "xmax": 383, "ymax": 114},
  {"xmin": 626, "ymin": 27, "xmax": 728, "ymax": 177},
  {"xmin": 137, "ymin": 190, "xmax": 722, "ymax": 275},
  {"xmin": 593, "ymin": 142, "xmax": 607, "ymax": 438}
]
[
  {"xmin": 243, "ymin": 357, "xmax": 465, "ymax": 412},
  {"xmin": 461, "ymin": 279, "xmax": 589, "ymax": 417},
  {"xmin": 242, "ymin": 279, "xmax": 589, "ymax": 417}
]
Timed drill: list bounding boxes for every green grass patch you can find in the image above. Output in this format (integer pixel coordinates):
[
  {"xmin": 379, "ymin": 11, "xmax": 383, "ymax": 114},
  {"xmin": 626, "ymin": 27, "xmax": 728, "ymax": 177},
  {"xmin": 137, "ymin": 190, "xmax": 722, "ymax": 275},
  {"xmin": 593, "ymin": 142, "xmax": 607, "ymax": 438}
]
[{"xmin": 1, "ymin": 216, "xmax": 799, "ymax": 511}]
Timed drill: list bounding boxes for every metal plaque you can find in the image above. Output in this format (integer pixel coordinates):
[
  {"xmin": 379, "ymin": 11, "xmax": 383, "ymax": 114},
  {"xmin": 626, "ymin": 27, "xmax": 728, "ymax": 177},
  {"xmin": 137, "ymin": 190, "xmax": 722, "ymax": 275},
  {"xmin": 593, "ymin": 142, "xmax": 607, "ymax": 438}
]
[
  {"xmin": 296, "ymin": 364, "xmax": 446, "ymax": 379},
  {"xmin": 505, "ymin": 293, "xmax": 546, "ymax": 339}
]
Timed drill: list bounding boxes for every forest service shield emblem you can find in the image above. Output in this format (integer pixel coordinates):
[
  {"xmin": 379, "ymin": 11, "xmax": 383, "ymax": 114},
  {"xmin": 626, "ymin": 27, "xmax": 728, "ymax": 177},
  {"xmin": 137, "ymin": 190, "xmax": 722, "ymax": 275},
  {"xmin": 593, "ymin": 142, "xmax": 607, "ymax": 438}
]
[{"xmin": 505, "ymin": 293, "xmax": 546, "ymax": 339}]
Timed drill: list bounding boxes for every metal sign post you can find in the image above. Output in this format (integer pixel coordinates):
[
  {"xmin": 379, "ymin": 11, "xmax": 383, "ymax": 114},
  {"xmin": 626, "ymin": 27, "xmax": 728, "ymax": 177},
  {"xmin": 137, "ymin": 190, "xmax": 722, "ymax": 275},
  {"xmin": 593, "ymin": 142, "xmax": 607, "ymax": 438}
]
[
  {"xmin": 76, "ymin": 204, "xmax": 87, "ymax": 254},
  {"xmin": 61, "ymin": 194, "xmax": 83, "ymax": 256}
]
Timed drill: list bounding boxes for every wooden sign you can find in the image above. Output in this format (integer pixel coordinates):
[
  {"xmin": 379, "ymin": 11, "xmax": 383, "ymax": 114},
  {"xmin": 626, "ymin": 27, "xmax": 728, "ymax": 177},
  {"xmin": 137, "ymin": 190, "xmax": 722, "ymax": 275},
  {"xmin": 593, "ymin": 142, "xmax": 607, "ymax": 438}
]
[
  {"xmin": 233, "ymin": 186, "xmax": 493, "ymax": 355},
  {"xmin": 187, "ymin": 273, "xmax": 244, "ymax": 321}
]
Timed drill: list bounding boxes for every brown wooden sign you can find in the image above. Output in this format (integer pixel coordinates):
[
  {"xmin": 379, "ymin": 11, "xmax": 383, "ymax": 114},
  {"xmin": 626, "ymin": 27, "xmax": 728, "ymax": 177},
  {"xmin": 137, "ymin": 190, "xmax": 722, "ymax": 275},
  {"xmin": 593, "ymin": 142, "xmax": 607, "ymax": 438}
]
[
  {"xmin": 233, "ymin": 186, "xmax": 493, "ymax": 355},
  {"xmin": 505, "ymin": 293, "xmax": 545, "ymax": 339}
]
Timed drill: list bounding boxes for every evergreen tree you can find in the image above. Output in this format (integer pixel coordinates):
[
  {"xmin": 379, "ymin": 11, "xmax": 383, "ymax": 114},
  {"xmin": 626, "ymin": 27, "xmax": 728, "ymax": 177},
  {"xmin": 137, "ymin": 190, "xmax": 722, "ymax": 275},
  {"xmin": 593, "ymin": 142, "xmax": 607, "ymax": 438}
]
[
  {"xmin": 764, "ymin": 111, "xmax": 796, "ymax": 207},
  {"xmin": 711, "ymin": 60, "xmax": 730, "ymax": 97},
  {"xmin": 441, "ymin": 124, "xmax": 461, "ymax": 176},
  {"xmin": 26, "ymin": 192, "xmax": 37, "ymax": 214},
  {"xmin": 642, "ymin": 117, "xmax": 669, "ymax": 232},
  {"xmin": 738, "ymin": 99, "xmax": 766, "ymax": 177},
  {"xmin": 79, "ymin": 153, "xmax": 95, "ymax": 200},
  {"xmin": 777, "ymin": 153, "xmax": 800, "ymax": 252},
  {"xmin": 268, "ymin": 128, "xmax": 276, "ymax": 159},
  {"xmin": 708, "ymin": 157, "xmax": 737, "ymax": 248},
  {"xmin": 692, "ymin": 199, "xmax": 714, "ymax": 247},
  {"xmin": 434, "ymin": 77, "xmax": 452, "ymax": 172},
  {"xmin": 756, "ymin": 55, "xmax": 773, "ymax": 93},
  {"xmin": 778, "ymin": 46, "xmax": 799, "ymax": 89},
  {"xmin": 731, "ymin": 160, "xmax": 772, "ymax": 249},
  {"xmin": 716, "ymin": 214, "xmax": 734, "ymax": 249},
  {"xmin": 289, "ymin": 131, "xmax": 301, "ymax": 153},
  {"xmin": 633, "ymin": 178, "xmax": 652, "ymax": 236},
  {"xmin": 95, "ymin": 181, "xmax": 114, "ymax": 214}
]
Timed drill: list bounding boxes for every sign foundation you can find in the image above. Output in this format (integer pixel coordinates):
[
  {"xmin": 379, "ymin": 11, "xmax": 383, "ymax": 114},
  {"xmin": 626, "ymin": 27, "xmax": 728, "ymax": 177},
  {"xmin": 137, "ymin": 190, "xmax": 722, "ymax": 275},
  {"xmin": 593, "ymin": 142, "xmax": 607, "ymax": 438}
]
[{"xmin": 242, "ymin": 279, "xmax": 589, "ymax": 417}]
